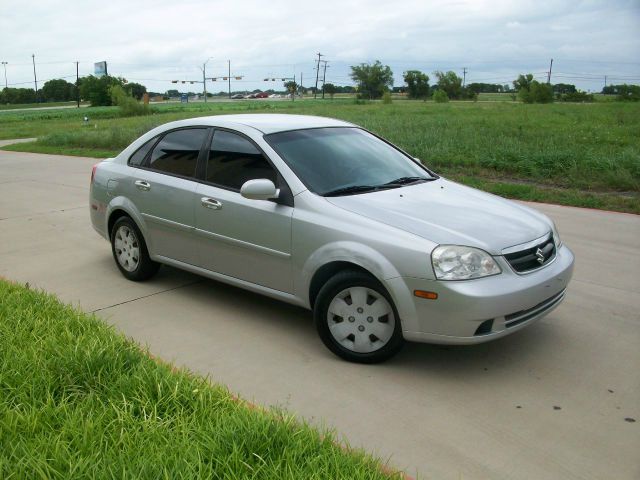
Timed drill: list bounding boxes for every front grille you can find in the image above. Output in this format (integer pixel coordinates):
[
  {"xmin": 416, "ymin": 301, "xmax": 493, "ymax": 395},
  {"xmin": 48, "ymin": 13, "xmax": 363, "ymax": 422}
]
[
  {"xmin": 504, "ymin": 289, "xmax": 566, "ymax": 328},
  {"xmin": 504, "ymin": 235, "xmax": 556, "ymax": 273}
]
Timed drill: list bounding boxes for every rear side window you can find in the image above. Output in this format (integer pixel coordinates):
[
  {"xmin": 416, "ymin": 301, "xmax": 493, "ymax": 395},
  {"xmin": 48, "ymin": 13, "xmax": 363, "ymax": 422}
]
[
  {"xmin": 128, "ymin": 135, "xmax": 158, "ymax": 166},
  {"xmin": 206, "ymin": 130, "xmax": 277, "ymax": 190},
  {"xmin": 148, "ymin": 128, "xmax": 208, "ymax": 178}
]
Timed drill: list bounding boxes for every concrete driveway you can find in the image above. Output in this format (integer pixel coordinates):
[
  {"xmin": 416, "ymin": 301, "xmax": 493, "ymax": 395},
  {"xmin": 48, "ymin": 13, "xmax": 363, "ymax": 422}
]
[{"xmin": 1, "ymin": 149, "xmax": 638, "ymax": 480}]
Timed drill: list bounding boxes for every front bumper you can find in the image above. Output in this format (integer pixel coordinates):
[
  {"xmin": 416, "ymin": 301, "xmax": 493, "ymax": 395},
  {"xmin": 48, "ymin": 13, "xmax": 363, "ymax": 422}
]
[{"xmin": 386, "ymin": 244, "xmax": 575, "ymax": 344}]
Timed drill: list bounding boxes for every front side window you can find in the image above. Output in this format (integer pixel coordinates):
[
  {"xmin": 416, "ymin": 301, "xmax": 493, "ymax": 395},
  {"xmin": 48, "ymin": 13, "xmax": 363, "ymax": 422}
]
[
  {"xmin": 148, "ymin": 128, "xmax": 208, "ymax": 177},
  {"xmin": 206, "ymin": 130, "xmax": 277, "ymax": 190},
  {"xmin": 265, "ymin": 127, "xmax": 435, "ymax": 196}
]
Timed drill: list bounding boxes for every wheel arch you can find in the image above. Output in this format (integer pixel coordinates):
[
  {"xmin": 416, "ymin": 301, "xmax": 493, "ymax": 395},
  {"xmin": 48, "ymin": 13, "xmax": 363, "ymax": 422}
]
[
  {"xmin": 308, "ymin": 261, "xmax": 375, "ymax": 309},
  {"xmin": 106, "ymin": 197, "xmax": 149, "ymax": 246},
  {"xmin": 302, "ymin": 241, "xmax": 403, "ymax": 309}
]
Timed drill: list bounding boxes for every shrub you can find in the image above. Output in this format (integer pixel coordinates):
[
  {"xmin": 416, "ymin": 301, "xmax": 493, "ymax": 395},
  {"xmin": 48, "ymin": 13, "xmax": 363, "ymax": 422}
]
[
  {"xmin": 110, "ymin": 85, "xmax": 150, "ymax": 116},
  {"xmin": 559, "ymin": 91, "xmax": 594, "ymax": 102},
  {"xmin": 518, "ymin": 80, "xmax": 553, "ymax": 104},
  {"xmin": 382, "ymin": 91, "xmax": 392, "ymax": 104},
  {"xmin": 432, "ymin": 89, "xmax": 449, "ymax": 103},
  {"xmin": 617, "ymin": 84, "xmax": 640, "ymax": 102}
]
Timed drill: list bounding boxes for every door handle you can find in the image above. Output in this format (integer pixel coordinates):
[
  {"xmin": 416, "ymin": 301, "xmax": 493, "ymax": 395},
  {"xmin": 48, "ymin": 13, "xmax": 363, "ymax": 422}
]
[
  {"xmin": 201, "ymin": 197, "xmax": 223, "ymax": 210},
  {"xmin": 134, "ymin": 180, "xmax": 151, "ymax": 191}
]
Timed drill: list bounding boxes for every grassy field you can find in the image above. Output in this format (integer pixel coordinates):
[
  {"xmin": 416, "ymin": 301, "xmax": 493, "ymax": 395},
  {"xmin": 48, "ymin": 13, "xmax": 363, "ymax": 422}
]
[
  {"xmin": 1, "ymin": 99, "xmax": 639, "ymax": 213},
  {"xmin": 0, "ymin": 279, "xmax": 401, "ymax": 479},
  {"xmin": 0, "ymin": 101, "xmax": 88, "ymax": 111}
]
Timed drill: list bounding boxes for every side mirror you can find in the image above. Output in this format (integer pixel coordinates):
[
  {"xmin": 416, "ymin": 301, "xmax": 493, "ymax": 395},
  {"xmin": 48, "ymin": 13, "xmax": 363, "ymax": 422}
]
[{"xmin": 240, "ymin": 179, "xmax": 279, "ymax": 201}]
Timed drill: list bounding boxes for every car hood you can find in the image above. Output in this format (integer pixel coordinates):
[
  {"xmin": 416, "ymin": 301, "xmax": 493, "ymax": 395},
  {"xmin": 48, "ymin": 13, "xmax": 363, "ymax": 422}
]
[{"xmin": 325, "ymin": 179, "xmax": 552, "ymax": 255}]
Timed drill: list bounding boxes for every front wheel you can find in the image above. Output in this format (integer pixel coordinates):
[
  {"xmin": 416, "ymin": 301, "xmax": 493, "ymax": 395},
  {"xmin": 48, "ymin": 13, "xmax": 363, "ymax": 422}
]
[
  {"xmin": 110, "ymin": 216, "xmax": 160, "ymax": 281},
  {"xmin": 314, "ymin": 270, "xmax": 404, "ymax": 363}
]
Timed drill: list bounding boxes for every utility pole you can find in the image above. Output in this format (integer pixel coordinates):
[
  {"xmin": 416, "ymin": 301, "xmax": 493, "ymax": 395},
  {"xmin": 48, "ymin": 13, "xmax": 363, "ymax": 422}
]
[
  {"xmin": 547, "ymin": 58, "xmax": 553, "ymax": 84},
  {"xmin": 200, "ymin": 57, "xmax": 213, "ymax": 103},
  {"xmin": 300, "ymin": 72, "xmax": 303, "ymax": 97},
  {"xmin": 321, "ymin": 60, "xmax": 328, "ymax": 99},
  {"xmin": 32, "ymin": 54, "xmax": 38, "ymax": 102},
  {"xmin": 462, "ymin": 67, "xmax": 467, "ymax": 87},
  {"xmin": 1, "ymin": 61, "xmax": 7, "ymax": 90},
  {"xmin": 228, "ymin": 60, "xmax": 231, "ymax": 99},
  {"xmin": 75, "ymin": 61, "xmax": 80, "ymax": 108},
  {"xmin": 202, "ymin": 64, "xmax": 207, "ymax": 103},
  {"xmin": 604, "ymin": 75, "xmax": 607, "ymax": 90},
  {"xmin": 314, "ymin": 52, "xmax": 323, "ymax": 99}
]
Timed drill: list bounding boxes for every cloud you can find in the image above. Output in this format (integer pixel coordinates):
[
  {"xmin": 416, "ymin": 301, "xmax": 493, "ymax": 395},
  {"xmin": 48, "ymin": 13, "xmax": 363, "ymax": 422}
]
[{"xmin": 1, "ymin": 0, "xmax": 639, "ymax": 92}]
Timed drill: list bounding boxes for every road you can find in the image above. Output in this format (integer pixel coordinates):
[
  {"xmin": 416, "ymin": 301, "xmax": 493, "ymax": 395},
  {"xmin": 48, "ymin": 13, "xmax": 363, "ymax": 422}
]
[{"xmin": 0, "ymin": 149, "xmax": 638, "ymax": 480}]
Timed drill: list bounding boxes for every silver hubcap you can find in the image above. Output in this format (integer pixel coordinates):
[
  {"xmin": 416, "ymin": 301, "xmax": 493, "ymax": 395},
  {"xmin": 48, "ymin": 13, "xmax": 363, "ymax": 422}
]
[
  {"xmin": 114, "ymin": 225, "xmax": 140, "ymax": 272},
  {"xmin": 327, "ymin": 286, "xmax": 395, "ymax": 354}
]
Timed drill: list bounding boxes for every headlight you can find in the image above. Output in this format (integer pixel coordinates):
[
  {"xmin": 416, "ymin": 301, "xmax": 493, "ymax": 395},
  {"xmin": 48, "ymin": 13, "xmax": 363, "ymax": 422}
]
[
  {"xmin": 551, "ymin": 222, "xmax": 563, "ymax": 249},
  {"xmin": 431, "ymin": 245, "xmax": 501, "ymax": 280}
]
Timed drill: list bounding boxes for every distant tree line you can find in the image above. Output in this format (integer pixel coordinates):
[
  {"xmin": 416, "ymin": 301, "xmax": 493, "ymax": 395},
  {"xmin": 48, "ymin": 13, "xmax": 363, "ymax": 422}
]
[
  {"xmin": 602, "ymin": 84, "xmax": 640, "ymax": 101},
  {"xmin": 0, "ymin": 76, "xmax": 147, "ymax": 106},
  {"xmin": 2, "ymin": 66, "xmax": 638, "ymax": 106}
]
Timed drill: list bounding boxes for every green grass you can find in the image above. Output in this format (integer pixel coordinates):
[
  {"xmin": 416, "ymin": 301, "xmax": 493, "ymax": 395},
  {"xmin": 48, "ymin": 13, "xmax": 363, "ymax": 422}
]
[
  {"xmin": 477, "ymin": 93, "xmax": 515, "ymax": 102},
  {"xmin": 0, "ymin": 101, "xmax": 88, "ymax": 111},
  {"xmin": 0, "ymin": 279, "xmax": 401, "ymax": 479},
  {"xmin": 1, "ymin": 99, "xmax": 639, "ymax": 212}
]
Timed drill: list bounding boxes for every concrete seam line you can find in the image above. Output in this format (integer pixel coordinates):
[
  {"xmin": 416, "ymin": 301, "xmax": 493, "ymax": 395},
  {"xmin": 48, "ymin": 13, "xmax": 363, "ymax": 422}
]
[
  {"xmin": 91, "ymin": 280, "xmax": 203, "ymax": 313},
  {"xmin": 0, "ymin": 205, "xmax": 86, "ymax": 222}
]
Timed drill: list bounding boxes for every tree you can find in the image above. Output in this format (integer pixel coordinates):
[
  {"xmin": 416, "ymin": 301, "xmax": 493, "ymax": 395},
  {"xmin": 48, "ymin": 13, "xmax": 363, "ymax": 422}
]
[
  {"xmin": 553, "ymin": 83, "xmax": 576, "ymax": 95},
  {"xmin": 109, "ymin": 84, "xmax": 149, "ymax": 116},
  {"xmin": 284, "ymin": 80, "xmax": 297, "ymax": 94},
  {"xmin": 432, "ymin": 89, "xmax": 449, "ymax": 103},
  {"xmin": 124, "ymin": 82, "xmax": 147, "ymax": 100},
  {"xmin": 403, "ymin": 70, "xmax": 429, "ymax": 100},
  {"xmin": 0, "ymin": 87, "xmax": 36, "ymax": 104},
  {"xmin": 513, "ymin": 74, "xmax": 534, "ymax": 93},
  {"xmin": 434, "ymin": 71, "xmax": 462, "ymax": 99},
  {"xmin": 467, "ymin": 83, "xmax": 505, "ymax": 94},
  {"xmin": 41, "ymin": 79, "xmax": 75, "ymax": 102},
  {"xmin": 558, "ymin": 90, "xmax": 594, "ymax": 102},
  {"xmin": 513, "ymin": 74, "xmax": 553, "ymax": 103},
  {"xmin": 618, "ymin": 84, "xmax": 640, "ymax": 101},
  {"xmin": 323, "ymin": 83, "xmax": 338, "ymax": 99},
  {"xmin": 350, "ymin": 61, "xmax": 393, "ymax": 99},
  {"xmin": 79, "ymin": 75, "xmax": 124, "ymax": 106},
  {"xmin": 528, "ymin": 81, "xmax": 554, "ymax": 103},
  {"xmin": 603, "ymin": 84, "xmax": 640, "ymax": 101}
]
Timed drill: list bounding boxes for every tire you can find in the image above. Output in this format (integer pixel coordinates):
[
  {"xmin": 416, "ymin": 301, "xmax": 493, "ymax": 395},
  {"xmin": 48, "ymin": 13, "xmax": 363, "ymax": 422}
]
[
  {"xmin": 314, "ymin": 270, "xmax": 404, "ymax": 363},
  {"xmin": 110, "ymin": 216, "xmax": 160, "ymax": 281}
]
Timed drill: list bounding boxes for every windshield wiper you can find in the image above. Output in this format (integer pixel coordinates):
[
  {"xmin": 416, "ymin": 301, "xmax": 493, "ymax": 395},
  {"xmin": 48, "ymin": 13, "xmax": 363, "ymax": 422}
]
[
  {"xmin": 322, "ymin": 184, "xmax": 398, "ymax": 197},
  {"xmin": 382, "ymin": 176, "xmax": 433, "ymax": 186}
]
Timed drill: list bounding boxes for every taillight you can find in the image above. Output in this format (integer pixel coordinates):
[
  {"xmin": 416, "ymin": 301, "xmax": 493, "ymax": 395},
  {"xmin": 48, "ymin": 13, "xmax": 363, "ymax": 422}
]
[{"xmin": 90, "ymin": 164, "xmax": 98, "ymax": 185}]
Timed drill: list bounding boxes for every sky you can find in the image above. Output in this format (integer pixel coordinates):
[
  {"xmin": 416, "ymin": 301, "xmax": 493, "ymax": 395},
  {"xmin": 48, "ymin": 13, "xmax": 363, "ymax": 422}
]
[{"xmin": 1, "ymin": 0, "xmax": 639, "ymax": 94}]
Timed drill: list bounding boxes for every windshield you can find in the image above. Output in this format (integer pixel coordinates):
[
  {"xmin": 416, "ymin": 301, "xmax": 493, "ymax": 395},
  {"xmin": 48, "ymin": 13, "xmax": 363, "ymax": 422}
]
[{"xmin": 265, "ymin": 127, "xmax": 435, "ymax": 196}]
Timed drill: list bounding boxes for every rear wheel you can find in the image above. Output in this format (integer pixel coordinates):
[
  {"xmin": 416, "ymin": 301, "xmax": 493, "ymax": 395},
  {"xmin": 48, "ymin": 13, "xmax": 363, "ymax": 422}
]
[
  {"xmin": 110, "ymin": 216, "xmax": 160, "ymax": 281},
  {"xmin": 314, "ymin": 270, "xmax": 404, "ymax": 363}
]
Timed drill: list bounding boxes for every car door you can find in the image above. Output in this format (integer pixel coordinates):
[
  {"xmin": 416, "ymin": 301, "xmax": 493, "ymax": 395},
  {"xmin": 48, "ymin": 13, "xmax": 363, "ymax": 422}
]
[
  {"xmin": 194, "ymin": 128, "xmax": 294, "ymax": 293},
  {"xmin": 128, "ymin": 127, "xmax": 209, "ymax": 265}
]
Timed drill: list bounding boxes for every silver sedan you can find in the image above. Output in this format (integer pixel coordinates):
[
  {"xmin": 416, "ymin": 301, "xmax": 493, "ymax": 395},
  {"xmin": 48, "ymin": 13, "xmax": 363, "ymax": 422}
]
[{"xmin": 90, "ymin": 114, "xmax": 574, "ymax": 363}]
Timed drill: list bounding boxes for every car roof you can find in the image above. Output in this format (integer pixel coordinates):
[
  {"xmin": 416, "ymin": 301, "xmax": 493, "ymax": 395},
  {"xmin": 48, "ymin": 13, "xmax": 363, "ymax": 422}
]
[{"xmin": 166, "ymin": 114, "xmax": 355, "ymax": 135}]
